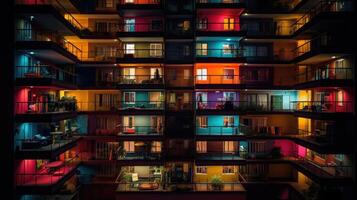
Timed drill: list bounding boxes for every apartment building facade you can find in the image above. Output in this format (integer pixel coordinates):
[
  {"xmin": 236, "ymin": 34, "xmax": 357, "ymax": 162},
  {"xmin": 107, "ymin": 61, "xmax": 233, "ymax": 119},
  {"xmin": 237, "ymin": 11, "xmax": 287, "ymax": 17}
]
[{"xmin": 12, "ymin": 0, "xmax": 355, "ymax": 200}]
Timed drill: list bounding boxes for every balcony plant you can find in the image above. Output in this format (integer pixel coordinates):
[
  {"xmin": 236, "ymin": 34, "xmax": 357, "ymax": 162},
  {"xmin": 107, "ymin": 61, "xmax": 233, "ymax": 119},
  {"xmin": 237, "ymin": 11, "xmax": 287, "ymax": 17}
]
[{"xmin": 210, "ymin": 175, "xmax": 223, "ymax": 191}]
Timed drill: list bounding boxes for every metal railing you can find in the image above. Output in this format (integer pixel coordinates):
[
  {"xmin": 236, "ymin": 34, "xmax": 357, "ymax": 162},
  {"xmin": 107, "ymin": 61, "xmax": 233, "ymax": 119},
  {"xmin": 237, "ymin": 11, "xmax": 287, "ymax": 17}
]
[
  {"xmin": 195, "ymin": 75, "xmax": 242, "ymax": 84},
  {"xmin": 165, "ymin": 75, "xmax": 194, "ymax": 87},
  {"xmin": 81, "ymin": 50, "xmax": 119, "ymax": 62},
  {"xmin": 166, "ymin": 102, "xmax": 193, "ymax": 110},
  {"xmin": 117, "ymin": 49, "xmax": 164, "ymax": 58},
  {"xmin": 16, "ymin": 156, "xmax": 80, "ymax": 186},
  {"xmin": 15, "ymin": 65, "xmax": 76, "ymax": 84},
  {"xmin": 118, "ymin": 0, "xmax": 161, "ymax": 5},
  {"xmin": 15, "ymin": 136, "xmax": 78, "ymax": 152},
  {"xmin": 16, "ymin": 101, "xmax": 77, "ymax": 114},
  {"xmin": 291, "ymin": 0, "xmax": 353, "ymax": 33},
  {"xmin": 116, "ymin": 75, "xmax": 164, "ymax": 85},
  {"xmin": 76, "ymin": 101, "xmax": 164, "ymax": 111},
  {"xmin": 196, "ymin": 22, "xmax": 241, "ymax": 32},
  {"xmin": 196, "ymin": 48, "xmax": 244, "ymax": 58},
  {"xmin": 16, "ymin": 0, "xmax": 83, "ymax": 30},
  {"xmin": 118, "ymin": 22, "xmax": 164, "ymax": 32},
  {"xmin": 195, "ymin": 125, "xmax": 250, "ymax": 136},
  {"xmin": 296, "ymin": 67, "xmax": 353, "ymax": 83},
  {"xmin": 290, "ymin": 101, "xmax": 353, "ymax": 113},
  {"xmin": 196, "ymin": 150, "xmax": 248, "ymax": 160},
  {"xmin": 118, "ymin": 151, "xmax": 162, "ymax": 160},
  {"xmin": 195, "ymin": 101, "xmax": 292, "ymax": 112},
  {"xmin": 196, "ymin": 0, "xmax": 243, "ymax": 4},
  {"xmin": 89, "ymin": 126, "xmax": 164, "ymax": 136},
  {"xmin": 16, "ymin": 29, "xmax": 82, "ymax": 59}
]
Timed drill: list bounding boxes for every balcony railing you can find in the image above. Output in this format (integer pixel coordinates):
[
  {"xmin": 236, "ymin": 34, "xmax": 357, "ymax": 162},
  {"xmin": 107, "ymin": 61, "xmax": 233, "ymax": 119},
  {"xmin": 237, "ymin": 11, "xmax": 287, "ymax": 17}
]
[
  {"xmin": 196, "ymin": 101, "xmax": 292, "ymax": 112},
  {"xmin": 291, "ymin": 0, "xmax": 353, "ymax": 33},
  {"xmin": 196, "ymin": 48, "xmax": 244, "ymax": 58},
  {"xmin": 76, "ymin": 101, "xmax": 164, "ymax": 112},
  {"xmin": 118, "ymin": 151, "xmax": 162, "ymax": 160},
  {"xmin": 16, "ymin": 29, "xmax": 82, "ymax": 59},
  {"xmin": 81, "ymin": 50, "xmax": 119, "ymax": 62},
  {"xmin": 196, "ymin": 0, "xmax": 243, "ymax": 4},
  {"xmin": 195, "ymin": 75, "xmax": 242, "ymax": 84},
  {"xmin": 290, "ymin": 101, "xmax": 353, "ymax": 113},
  {"xmin": 165, "ymin": 75, "xmax": 194, "ymax": 87},
  {"xmin": 15, "ymin": 65, "xmax": 76, "ymax": 84},
  {"xmin": 296, "ymin": 67, "xmax": 353, "ymax": 83},
  {"xmin": 118, "ymin": 0, "xmax": 161, "ymax": 5},
  {"xmin": 196, "ymin": 22, "xmax": 241, "ymax": 32},
  {"xmin": 118, "ymin": 22, "xmax": 164, "ymax": 32},
  {"xmin": 16, "ymin": 136, "xmax": 78, "ymax": 152},
  {"xmin": 16, "ymin": 101, "xmax": 77, "ymax": 114},
  {"xmin": 166, "ymin": 102, "xmax": 193, "ymax": 111},
  {"xmin": 117, "ymin": 75, "xmax": 164, "ymax": 85},
  {"xmin": 117, "ymin": 182, "xmax": 245, "ymax": 192},
  {"xmin": 16, "ymin": 0, "xmax": 83, "ymax": 30},
  {"xmin": 196, "ymin": 150, "xmax": 248, "ymax": 160},
  {"xmin": 195, "ymin": 125, "xmax": 250, "ymax": 136},
  {"xmin": 16, "ymin": 156, "xmax": 80, "ymax": 186},
  {"xmin": 117, "ymin": 49, "xmax": 164, "ymax": 59},
  {"xmin": 118, "ymin": 126, "xmax": 163, "ymax": 135}
]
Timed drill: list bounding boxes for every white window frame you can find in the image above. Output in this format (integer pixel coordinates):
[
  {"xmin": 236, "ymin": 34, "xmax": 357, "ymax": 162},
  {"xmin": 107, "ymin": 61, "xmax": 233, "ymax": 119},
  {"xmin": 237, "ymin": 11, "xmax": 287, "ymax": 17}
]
[
  {"xmin": 196, "ymin": 43, "xmax": 208, "ymax": 56},
  {"xmin": 198, "ymin": 116, "xmax": 208, "ymax": 128},
  {"xmin": 149, "ymin": 43, "xmax": 163, "ymax": 57},
  {"xmin": 125, "ymin": 43, "xmax": 135, "ymax": 54},
  {"xmin": 124, "ymin": 92, "xmax": 135, "ymax": 104},
  {"xmin": 196, "ymin": 68, "xmax": 207, "ymax": 81}
]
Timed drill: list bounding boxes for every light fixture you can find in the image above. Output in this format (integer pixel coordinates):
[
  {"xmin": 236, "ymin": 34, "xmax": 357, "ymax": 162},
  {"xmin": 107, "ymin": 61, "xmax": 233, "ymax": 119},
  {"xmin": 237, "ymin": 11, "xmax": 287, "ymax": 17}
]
[
  {"xmin": 337, "ymin": 59, "xmax": 344, "ymax": 62},
  {"xmin": 114, "ymin": 39, "xmax": 118, "ymax": 42},
  {"xmin": 215, "ymin": 91, "xmax": 220, "ymax": 93},
  {"xmin": 331, "ymin": 56, "xmax": 336, "ymax": 59},
  {"xmin": 30, "ymin": 16, "xmax": 34, "ymax": 21},
  {"xmin": 244, "ymin": 13, "xmax": 248, "ymax": 16},
  {"xmin": 29, "ymin": 52, "xmax": 35, "ymax": 55},
  {"xmin": 244, "ymin": 89, "xmax": 248, "ymax": 91},
  {"xmin": 226, "ymin": 38, "xmax": 231, "ymax": 41},
  {"xmin": 244, "ymin": 63, "xmax": 247, "ymax": 66}
]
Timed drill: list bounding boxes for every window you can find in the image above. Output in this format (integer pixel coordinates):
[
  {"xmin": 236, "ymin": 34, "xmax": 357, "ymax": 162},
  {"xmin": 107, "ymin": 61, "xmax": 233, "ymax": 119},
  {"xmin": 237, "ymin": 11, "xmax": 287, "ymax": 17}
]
[
  {"xmin": 196, "ymin": 43, "xmax": 208, "ymax": 56},
  {"xmin": 183, "ymin": 93, "xmax": 190, "ymax": 103},
  {"xmin": 125, "ymin": 0, "xmax": 134, "ymax": 3},
  {"xmin": 196, "ymin": 68, "xmax": 207, "ymax": 80},
  {"xmin": 197, "ymin": 18, "xmax": 207, "ymax": 30},
  {"xmin": 149, "ymin": 92, "xmax": 161, "ymax": 104},
  {"xmin": 196, "ymin": 166, "xmax": 207, "ymax": 174},
  {"xmin": 223, "ymin": 44, "xmax": 235, "ymax": 54},
  {"xmin": 124, "ymin": 141, "xmax": 135, "ymax": 152},
  {"xmin": 125, "ymin": 43, "xmax": 135, "ymax": 54},
  {"xmin": 223, "ymin": 116, "xmax": 234, "ymax": 127},
  {"xmin": 196, "ymin": 141, "xmax": 207, "ymax": 153},
  {"xmin": 337, "ymin": 90, "xmax": 344, "ymax": 106},
  {"xmin": 223, "ymin": 166, "xmax": 235, "ymax": 174},
  {"xmin": 223, "ymin": 92, "xmax": 235, "ymax": 101},
  {"xmin": 223, "ymin": 141, "xmax": 235, "ymax": 153},
  {"xmin": 150, "ymin": 68, "xmax": 162, "ymax": 79},
  {"xmin": 257, "ymin": 46, "xmax": 268, "ymax": 57},
  {"xmin": 124, "ymin": 116, "xmax": 134, "ymax": 128},
  {"xmin": 224, "ymin": 18, "xmax": 235, "ymax": 30},
  {"xmin": 124, "ymin": 19, "xmax": 135, "ymax": 32},
  {"xmin": 244, "ymin": 46, "xmax": 256, "ymax": 57},
  {"xmin": 183, "ymin": 20, "xmax": 190, "ymax": 31},
  {"xmin": 124, "ymin": 92, "xmax": 135, "ymax": 104},
  {"xmin": 150, "ymin": 43, "xmax": 163, "ymax": 57},
  {"xmin": 95, "ymin": 22, "xmax": 108, "ymax": 32},
  {"xmin": 198, "ymin": 116, "xmax": 208, "ymax": 128},
  {"xmin": 151, "ymin": 141, "xmax": 162, "ymax": 153},
  {"xmin": 183, "ymin": 69, "xmax": 190, "ymax": 80},
  {"xmin": 223, "ymin": 69, "xmax": 234, "ymax": 80},
  {"xmin": 123, "ymin": 68, "xmax": 135, "ymax": 79}
]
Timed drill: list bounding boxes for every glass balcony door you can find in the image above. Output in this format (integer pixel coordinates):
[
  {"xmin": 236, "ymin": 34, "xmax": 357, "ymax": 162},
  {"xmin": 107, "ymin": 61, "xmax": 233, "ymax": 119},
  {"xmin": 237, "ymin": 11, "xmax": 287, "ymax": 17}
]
[{"xmin": 124, "ymin": 19, "xmax": 135, "ymax": 32}]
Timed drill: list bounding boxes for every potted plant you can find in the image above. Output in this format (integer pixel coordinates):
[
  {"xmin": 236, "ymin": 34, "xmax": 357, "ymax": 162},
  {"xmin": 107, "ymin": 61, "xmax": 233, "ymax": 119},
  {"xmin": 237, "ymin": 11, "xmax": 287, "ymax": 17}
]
[{"xmin": 210, "ymin": 175, "xmax": 223, "ymax": 191}]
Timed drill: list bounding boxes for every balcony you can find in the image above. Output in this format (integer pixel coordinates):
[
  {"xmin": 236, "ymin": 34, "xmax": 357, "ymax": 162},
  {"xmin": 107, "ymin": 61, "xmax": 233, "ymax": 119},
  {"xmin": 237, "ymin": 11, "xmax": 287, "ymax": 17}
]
[
  {"xmin": 195, "ymin": 125, "xmax": 250, "ymax": 136},
  {"xmin": 291, "ymin": 101, "xmax": 353, "ymax": 119},
  {"xmin": 117, "ymin": 0, "xmax": 162, "ymax": 11},
  {"xmin": 195, "ymin": 0, "xmax": 245, "ymax": 8},
  {"xmin": 196, "ymin": 150, "xmax": 248, "ymax": 163},
  {"xmin": 165, "ymin": 75, "xmax": 194, "ymax": 88},
  {"xmin": 16, "ymin": 0, "xmax": 83, "ymax": 33},
  {"xmin": 15, "ymin": 100, "xmax": 77, "ymax": 122},
  {"xmin": 81, "ymin": 50, "xmax": 119, "ymax": 63},
  {"xmin": 16, "ymin": 157, "xmax": 80, "ymax": 193},
  {"xmin": 166, "ymin": 102, "xmax": 193, "ymax": 111},
  {"xmin": 195, "ymin": 75, "xmax": 242, "ymax": 88},
  {"xmin": 116, "ymin": 75, "xmax": 164, "ymax": 89},
  {"xmin": 116, "ymin": 49, "xmax": 164, "ymax": 63},
  {"xmin": 291, "ymin": 0, "xmax": 353, "ymax": 35},
  {"xmin": 295, "ymin": 67, "xmax": 353, "ymax": 88},
  {"xmin": 196, "ymin": 22, "xmax": 243, "ymax": 36},
  {"xmin": 196, "ymin": 48, "xmax": 245, "ymax": 62},
  {"xmin": 15, "ymin": 65, "xmax": 76, "ymax": 88},
  {"xmin": 76, "ymin": 101, "xmax": 164, "ymax": 114},
  {"xmin": 15, "ymin": 136, "xmax": 80, "ymax": 159},
  {"xmin": 117, "ymin": 22, "xmax": 164, "ymax": 37},
  {"xmin": 196, "ymin": 101, "xmax": 293, "ymax": 113},
  {"xmin": 16, "ymin": 29, "xmax": 82, "ymax": 64}
]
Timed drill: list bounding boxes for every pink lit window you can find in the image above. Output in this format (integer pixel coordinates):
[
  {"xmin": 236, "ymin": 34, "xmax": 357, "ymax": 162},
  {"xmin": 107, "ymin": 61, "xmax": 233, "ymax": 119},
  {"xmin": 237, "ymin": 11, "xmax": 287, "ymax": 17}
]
[{"xmin": 337, "ymin": 90, "xmax": 344, "ymax": 106}]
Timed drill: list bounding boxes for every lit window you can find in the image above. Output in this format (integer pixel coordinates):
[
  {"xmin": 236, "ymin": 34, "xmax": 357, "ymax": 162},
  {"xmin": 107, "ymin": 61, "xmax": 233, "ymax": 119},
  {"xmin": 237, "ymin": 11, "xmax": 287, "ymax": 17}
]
[
  {"xmin": 196, "ymin": 43, "xmax": 208, "ymax": 56},
  {"xmin": 223, "ymin": 166, "xmax": 235, "ymax": 174},
  {"xmin": 150, "ymin": 43, "xmax": 163, "ymax": 57},
  {"xmin": 183, "ymin": 69, "xmax": 190, "ymax": 80},
  {"xmin": 151, "ymin": 141, "xmax": 162, "ymax": 153},
  {"xmin": 198, "ymin": 116, "xmax": 208, "ymax": 128},
  {"xmin": 196, "ymin": 68, "xmax": 207, "ymax": 80},
  {"xmin": 150, "ymin": 68, "xmax": 162, "ymax": 79},
  {"xmin": 223, "ymin": 44, "xmax": 235, "ymax": 54},
  {"xmin": 337, "ymin": 90, "xmax": 344, "ymax": 106},
  {"xmin": 124, "ymin": 141, "xmax": 135, "ymax": 152},
  {"xmin": 123, "ymin": 68, "xmax": 135, "ymax": 79},
  {"xmin": 125, "ymin": 0, "xmax": 134, "ymax": 3},
  {"xmin": 125, "ymin": 43, "xmax": 135, "ymax": 54},
  {"xmin": 197, "ymin": 18, "xmax": 207, "ymax": 30},
  {"xmin": 224, "ymin": 18, "xmax": 235, "ymax": 30},
  {"xmin": 196, "ymin": 166, "xmax": 207, "ymax": 174},
  {"xmin": 223, "ymin": 116, "xmax": 234, "ymax": 127},
  {"xmin": 196, "ymin": 141, "xmax": 207, "ymax": 153},
  {"xmin": 223, "ymin": 141, "xmax": 235, "ymax": 153},
  {"xmin": 223, "ymin": 68, "xmax": 234, "ymax": 80},
  {"xmin": 124, "ymin": 19, "xmax": 135, "ymax": 32},
  {"xmin": 124, "ymin": 92, "xmax": 135, "ymax": 104}
]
